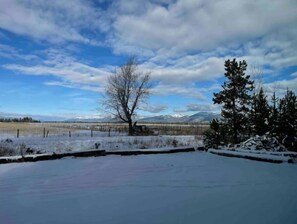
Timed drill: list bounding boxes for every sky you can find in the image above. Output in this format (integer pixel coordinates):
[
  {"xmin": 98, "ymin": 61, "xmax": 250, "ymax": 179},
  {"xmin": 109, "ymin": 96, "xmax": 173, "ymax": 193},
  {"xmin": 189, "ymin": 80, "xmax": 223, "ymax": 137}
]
[{"xmin": 0, "ymin": 0, "xmax": 297, "ymax": 120}]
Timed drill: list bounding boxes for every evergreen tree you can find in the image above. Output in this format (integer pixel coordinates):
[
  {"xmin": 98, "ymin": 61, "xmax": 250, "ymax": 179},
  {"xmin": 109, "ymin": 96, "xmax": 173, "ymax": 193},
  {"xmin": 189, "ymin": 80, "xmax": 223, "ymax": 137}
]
[
  {"xmin": 204, "ymin": 119, "xmax": 229, "ymax": 148},
  {"xmin": 250, "ymin": 87, "xmax": 270, "ymax": 136},
  {"xmin": 278, "ymin": 89, "xmax": 297, "ymax": 151},
  {"xmin": 268, "ymin": 91, "xmax": 279, "ymax": 136},
  {"xmin": 213, "ymin": 59, "xmax": 254, "ymax": 144}
]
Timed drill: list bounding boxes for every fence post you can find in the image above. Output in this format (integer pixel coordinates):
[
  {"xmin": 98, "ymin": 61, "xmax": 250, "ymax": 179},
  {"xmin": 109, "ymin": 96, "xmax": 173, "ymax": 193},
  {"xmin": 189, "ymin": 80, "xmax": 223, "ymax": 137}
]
[
  {"xmin": 108, "ymin": 128, "xmax": 111, "ymax": 137},
  {"xmin": 17, "ymin": 129, "xmax": 19, "ymax": 138},
  {"xmin": 69, "ymin": 131, "xmax": 71, "ymax": 137},
  {"xmin": 91, "ymin": 129, "xmax": 93, "ymax": 138},
  {"xmin": 46, "ymin": 130, "xmax": 49, "ymax": 138},
  {"xmin": 43, "ymin": 128, "xmax": 46, "ymax": 138}
]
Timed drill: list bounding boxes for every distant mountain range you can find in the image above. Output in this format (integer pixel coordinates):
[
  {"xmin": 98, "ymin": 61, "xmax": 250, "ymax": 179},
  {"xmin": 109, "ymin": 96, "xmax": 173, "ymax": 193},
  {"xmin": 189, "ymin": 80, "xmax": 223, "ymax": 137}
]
[
  {"xmin": 1, "ymin": 111, "xmax": 220, "ymax": 123},
  {"xmin": 66, "ymin": 112, "xmax": 220, "ymax": 123},
  {"xmin": 139, "ymin": 112, "xmax": 220, "ymax": 123}
]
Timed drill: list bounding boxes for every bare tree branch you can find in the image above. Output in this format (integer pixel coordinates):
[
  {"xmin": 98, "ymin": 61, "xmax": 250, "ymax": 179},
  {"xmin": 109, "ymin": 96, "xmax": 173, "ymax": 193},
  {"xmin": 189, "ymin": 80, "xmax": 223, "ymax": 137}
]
[{"xmin": 102, "ymin": 57, "xmax": 151, "ymax": 135}]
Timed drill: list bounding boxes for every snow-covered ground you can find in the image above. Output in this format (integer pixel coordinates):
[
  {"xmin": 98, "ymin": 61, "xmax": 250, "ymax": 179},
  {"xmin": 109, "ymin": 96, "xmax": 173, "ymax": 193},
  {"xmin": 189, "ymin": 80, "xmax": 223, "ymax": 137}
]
[
  {"xmin": 208, "ymin": 148, "xmax": 297, "ymax": 163},
  {"xmin": 0, "ymin": 152, "xmax": 297, "ymax": 224},
  {"xmin": 0, "ymin": 132, "xmax": 202, "ymax": 156},
  {"xmin": 207, "ymin": 135, "xmax": 297, "ymax": 163}
]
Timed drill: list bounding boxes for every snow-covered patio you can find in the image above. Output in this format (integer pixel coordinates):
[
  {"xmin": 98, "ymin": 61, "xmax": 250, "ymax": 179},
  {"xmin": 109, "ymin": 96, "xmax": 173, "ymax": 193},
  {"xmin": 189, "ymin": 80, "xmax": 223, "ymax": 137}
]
[{"xmin": 1, "ymin": 152, "xmax": 296, "ymax": 224}]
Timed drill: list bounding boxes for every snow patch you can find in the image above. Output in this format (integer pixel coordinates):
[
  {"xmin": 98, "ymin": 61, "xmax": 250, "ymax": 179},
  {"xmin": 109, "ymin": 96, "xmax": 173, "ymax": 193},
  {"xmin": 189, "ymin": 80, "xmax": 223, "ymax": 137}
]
[{"xmin": 240, "ymin": 135, "xmax": 287, "ymax": 152}]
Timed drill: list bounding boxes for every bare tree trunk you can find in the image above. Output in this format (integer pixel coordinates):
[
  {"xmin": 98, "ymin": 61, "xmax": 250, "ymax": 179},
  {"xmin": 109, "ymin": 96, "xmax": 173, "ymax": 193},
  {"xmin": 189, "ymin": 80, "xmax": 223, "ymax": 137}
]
[{"xmin": 128, "ymin": 120, "xmax": 134, "ymax": 136}]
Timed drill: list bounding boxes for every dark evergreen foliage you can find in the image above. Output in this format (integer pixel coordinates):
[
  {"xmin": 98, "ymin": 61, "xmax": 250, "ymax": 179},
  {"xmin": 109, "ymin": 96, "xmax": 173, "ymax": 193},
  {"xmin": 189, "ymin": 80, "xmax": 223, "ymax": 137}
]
[
  {"xmin": 213, "ymin": 59, "xmax": 254, "ymax": 143},
  {"xmin": 250, "ymin": 87, "xmax": 270, "ymax": 136},
  {"xmin": 277, "ymin": 90, "xmax": 297, "ymax": 151},
  {"xmin": 204, "ymin": 119, "xmax": 229, "ymax": 148},
  {"xmin": 0, "ymin": 117, "xmax": 40, "ymax": 123},
  {"xmin": 203, "ymin": 60, "xmax": 297, "ymax": 151}
]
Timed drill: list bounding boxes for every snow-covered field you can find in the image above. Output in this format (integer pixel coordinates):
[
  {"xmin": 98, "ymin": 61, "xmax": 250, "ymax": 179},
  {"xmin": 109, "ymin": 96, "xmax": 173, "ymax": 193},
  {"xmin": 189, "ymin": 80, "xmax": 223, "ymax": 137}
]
[
  {"xmin": 0, "ymin": 122, "xmax": 203, "ymax": 156},
  {"xmin": 0, "ymin": 132, "xmax": 201, "ymax": 156},
  {"xmin": 1, "ymin": 152, "xmax": 297, "ymax": 224}
]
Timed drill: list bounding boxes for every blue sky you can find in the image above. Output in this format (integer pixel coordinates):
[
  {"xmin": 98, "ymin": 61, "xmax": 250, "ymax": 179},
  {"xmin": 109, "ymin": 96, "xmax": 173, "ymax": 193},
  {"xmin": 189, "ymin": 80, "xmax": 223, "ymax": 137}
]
[{"xmin": 0, "ymin": 0, "xmax": 296, "ymax": 120}]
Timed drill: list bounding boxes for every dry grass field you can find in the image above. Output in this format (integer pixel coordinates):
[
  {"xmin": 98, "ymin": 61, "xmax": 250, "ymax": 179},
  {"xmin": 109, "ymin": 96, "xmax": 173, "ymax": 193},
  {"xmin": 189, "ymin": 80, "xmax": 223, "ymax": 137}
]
[
  {"xmin": 0, "ymin": 122, "xmax": 79, "ymax": 138},
  {"xmin": 0, "ymin": 122, "xmax": 209, "ymax": 138},
  {"xmin": 48, "ymin": 122, "xmax": 209, "ymax": 136}
]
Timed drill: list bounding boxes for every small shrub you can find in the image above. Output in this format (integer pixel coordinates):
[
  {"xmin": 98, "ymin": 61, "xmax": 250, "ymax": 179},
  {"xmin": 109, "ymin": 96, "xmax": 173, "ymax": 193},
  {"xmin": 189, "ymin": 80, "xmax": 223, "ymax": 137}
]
[
  {"xmin": 95, "ymin": 142, "xmax": 101, "ymax": 149},
  {"xmin": 139, "ymin": 144, "xmax": 147, "ymax": 149},
  {"xmin": 133, "ymin": 138, "xmax": 138, "ymax": 145},
  {"xmin": 0, "ymin": 145, "xmax": 15, "ymax": 156},
  {"xmin": 172, "ymin": 139, "xmax": 178, "ymax": 147}
]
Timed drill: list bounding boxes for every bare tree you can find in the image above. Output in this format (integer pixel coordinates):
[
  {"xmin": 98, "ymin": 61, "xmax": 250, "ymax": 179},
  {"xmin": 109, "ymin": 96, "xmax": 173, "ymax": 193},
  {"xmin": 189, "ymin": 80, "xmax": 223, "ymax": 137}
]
[
  {"xmin": 250, "ymin": 65, "xmax": 264, "ymax": 94},
  {"xmin": 103, "ymin": 57, "xmax": 151, "ymax": 135}
]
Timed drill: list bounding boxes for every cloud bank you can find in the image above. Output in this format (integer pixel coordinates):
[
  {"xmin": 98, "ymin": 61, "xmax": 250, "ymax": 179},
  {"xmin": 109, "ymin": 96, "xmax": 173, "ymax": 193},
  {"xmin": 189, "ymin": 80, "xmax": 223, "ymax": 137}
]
[{"xmin": 0, "ymin": 0, "xmax": 296, "ymax": 115}]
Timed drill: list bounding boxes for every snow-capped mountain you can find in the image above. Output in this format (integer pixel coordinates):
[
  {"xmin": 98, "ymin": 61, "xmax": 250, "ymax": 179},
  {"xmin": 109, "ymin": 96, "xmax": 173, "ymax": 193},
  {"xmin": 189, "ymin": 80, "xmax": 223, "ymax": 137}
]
[
  {"xmin": 138, "ymin": 112, "xmax": 220, "ymax": 123},
  {"xmin": 186, "ymin": 112, "xmax": 220, "ymax": 122},
  {"xmin": 138, "ymin": 114, "xmax": 188, "ymax": 123},
  {"xmin": 62, "ymin": 112, "xmax": 220, "ymax": 123},
  {"xmin": 171, "ymin": 114, "xmax": 186, "ymax": 118}
]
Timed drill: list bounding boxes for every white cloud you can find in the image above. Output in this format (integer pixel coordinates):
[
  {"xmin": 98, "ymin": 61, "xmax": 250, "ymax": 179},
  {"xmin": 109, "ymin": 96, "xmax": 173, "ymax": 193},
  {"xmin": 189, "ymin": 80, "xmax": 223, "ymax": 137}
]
[
  {"xmin": 1, "ymin": 0, "xmax": 297, "ymax": 62},
  {"xmin": 109, "ymin": 1, "xmax": 297, "ymax": 102},
  {"xmin": 173, "ymin": 103, "xmax": 221, "ymax": 113},
  {"xmin": 44, "ymin": 81, "xmax": 104, "ymax": 93},
  {"xmin": 263, "ymin": 77, "xmax": 297, "ymax": 95},
  {"xmin": 1, "ymin": 0, "xmax": 296, "ymax": 102},
  {"xmin": 110, "ymin": 0, "xmax": 297, "ymax": 56},
  {"xmin": 151, "ymin": 84, "xmax": 207, "ymax": 100},
  {"xmin": 142, "ymin": 56, "xmax": 224, "ymax": 84},
  {"xmin": 0, "ymin": 44, "xmax": 38, "ymax": 60},
  {"xmin": 5, "ymin": 62, "xmax": 110, "ymax": 85},
  {"xmin": 106, "ymin": 0, "xmax": 297, "ymax": 90},
  {"xmin": 0, "ymin": 0, "xmax": 106, "ymax": 44},
  {"xmin": 3, "ymin": 49, "xmax": 112, "ymax": 92},
  {"xmin": 185, "ymin": 103, "xmax": 221, "ymax": 112},
  {"xmin": 140, "ymin": 104, "xmax": 168, "ymax": 113}
]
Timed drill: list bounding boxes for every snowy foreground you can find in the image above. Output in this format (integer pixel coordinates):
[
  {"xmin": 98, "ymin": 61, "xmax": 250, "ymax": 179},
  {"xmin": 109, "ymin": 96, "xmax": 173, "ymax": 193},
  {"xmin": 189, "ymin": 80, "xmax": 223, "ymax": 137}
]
[
  {"xmin": 0, "ymin": 133, "xmax": 200, "ymax": 156},
  {"xmin": 1, "ymin": 152, "xmax": 297, "ymax": 224}
]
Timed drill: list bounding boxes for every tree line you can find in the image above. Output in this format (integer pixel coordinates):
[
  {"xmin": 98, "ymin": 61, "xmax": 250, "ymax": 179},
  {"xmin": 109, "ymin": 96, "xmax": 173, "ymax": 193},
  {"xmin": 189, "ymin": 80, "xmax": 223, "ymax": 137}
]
[
  {"xmin": 0, "ymin": 117, "xmax": 40, "ymax": 123},
  {"xmin": 205, "ymin": 59, "xmax": 297, "ymax": 151}
]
